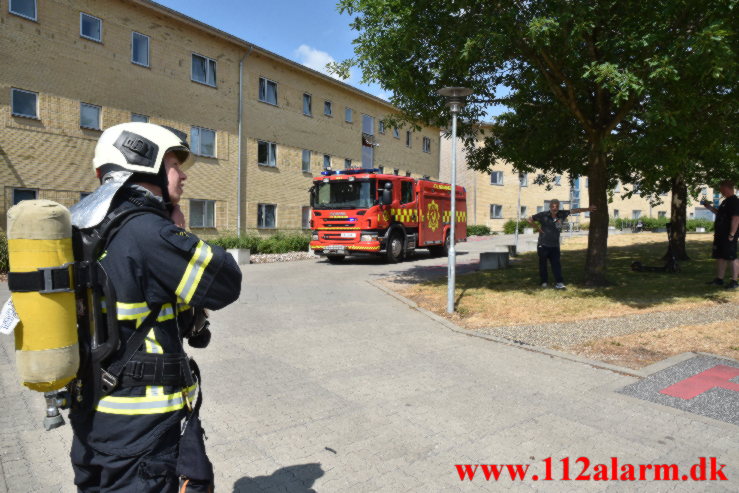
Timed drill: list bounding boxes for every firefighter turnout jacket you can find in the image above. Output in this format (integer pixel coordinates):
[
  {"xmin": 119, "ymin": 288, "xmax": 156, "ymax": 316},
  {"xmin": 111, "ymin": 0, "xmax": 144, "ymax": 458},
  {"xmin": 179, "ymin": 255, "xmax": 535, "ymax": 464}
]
[{"xmin": 70, "ymin": 188, "xmax": 242, "ymax": 457}]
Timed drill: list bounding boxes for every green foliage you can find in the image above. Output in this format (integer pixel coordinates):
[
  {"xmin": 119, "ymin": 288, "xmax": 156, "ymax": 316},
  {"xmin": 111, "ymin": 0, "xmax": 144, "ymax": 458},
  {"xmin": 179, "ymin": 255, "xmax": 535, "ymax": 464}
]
[
  {"xmin": 467, "ymin": 224, "xmax": 492, "ymax": 236},
  {"xmin": 0, "ymin": 233, "xmax": 7, "ymax": 274},
  {"xmin": 208, "ymin": 233, "xmax": 310, "ymax": 254},
  {"xmin": 503, "ymin": 220, "xmax": 530, "ymax": 234},
  {"xmin": 608, "ymin": 218, "xmax": 714, "ymax": 232}
]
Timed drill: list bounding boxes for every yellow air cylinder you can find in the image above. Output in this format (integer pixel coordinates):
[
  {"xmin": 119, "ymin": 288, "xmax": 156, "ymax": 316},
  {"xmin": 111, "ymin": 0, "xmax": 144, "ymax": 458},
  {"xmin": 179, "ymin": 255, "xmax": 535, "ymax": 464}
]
[{"xmin": 7, "ymin": 200, "xmax": 79, "ymax": 392}]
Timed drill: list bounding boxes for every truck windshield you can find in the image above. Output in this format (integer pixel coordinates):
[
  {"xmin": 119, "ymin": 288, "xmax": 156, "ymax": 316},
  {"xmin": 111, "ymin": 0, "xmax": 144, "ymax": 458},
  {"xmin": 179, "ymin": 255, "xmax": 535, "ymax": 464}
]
[{"xmin": 312, "ymin": 180, "xmax": 376, "ymax": 209}]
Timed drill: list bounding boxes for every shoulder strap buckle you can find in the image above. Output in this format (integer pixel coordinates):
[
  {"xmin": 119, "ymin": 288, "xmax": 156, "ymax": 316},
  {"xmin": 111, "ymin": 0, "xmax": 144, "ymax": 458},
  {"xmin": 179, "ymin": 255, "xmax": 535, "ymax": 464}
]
[{"xmin": 100, "ymin": 370, "xmax": 118, "ymax": 394}]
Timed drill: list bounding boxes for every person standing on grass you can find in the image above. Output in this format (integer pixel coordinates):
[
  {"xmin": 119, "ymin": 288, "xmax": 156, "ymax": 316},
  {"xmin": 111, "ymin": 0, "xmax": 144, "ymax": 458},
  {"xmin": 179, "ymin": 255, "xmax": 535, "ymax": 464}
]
[
  {"xmin": 527, "ymin": 199, "xmax": 596, "ymax": 289},
  {"xmin": 702, "ymin": 180, "xmax": 739, "ymax": 290}
]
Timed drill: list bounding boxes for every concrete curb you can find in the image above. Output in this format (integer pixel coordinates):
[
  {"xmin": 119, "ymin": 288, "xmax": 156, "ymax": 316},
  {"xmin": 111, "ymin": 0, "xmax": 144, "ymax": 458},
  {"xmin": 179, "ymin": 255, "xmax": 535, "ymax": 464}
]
[{"xmin": 367, "ymin": 278, "xmax": 647, "ymax": 378}]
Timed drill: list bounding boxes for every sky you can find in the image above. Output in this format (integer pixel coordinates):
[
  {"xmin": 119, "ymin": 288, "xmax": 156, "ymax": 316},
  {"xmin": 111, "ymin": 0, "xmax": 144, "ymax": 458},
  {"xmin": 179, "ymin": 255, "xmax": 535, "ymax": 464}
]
[{"xmin": 155, "ymin": 0, "xmax": 392, "ymax": 100}]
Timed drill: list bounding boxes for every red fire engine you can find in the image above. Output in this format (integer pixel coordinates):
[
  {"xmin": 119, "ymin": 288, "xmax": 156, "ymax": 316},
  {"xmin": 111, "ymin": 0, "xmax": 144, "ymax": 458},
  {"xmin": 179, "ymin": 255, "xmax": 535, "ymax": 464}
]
[{"xmin": 309, "ymin": 168, "xmax": 467, "ymax": 262}]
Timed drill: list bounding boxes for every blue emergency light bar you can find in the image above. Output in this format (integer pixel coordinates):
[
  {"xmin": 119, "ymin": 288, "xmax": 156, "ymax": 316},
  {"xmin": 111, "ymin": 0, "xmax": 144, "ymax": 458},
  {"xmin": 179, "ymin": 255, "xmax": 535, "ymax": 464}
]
[{"xmin": 320, "ymin": 168, "xmax": 381, "ymax": 176}]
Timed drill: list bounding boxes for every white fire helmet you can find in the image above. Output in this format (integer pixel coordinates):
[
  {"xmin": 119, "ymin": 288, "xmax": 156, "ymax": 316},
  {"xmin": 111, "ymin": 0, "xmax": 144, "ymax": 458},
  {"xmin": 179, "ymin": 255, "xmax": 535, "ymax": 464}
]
[{"xmin": 92, "ymin": 122, "xmax": 193, "ymax": 181}]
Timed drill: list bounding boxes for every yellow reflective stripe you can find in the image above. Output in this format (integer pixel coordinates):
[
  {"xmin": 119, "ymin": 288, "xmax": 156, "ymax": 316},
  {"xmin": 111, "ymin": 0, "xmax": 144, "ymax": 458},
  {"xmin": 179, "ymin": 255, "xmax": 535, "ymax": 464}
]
[
  {"xmin": 97, "ymin": 384, "xmax": 199, "ymax": 415},
  {"xmin": 175, "ymin": 241, "xmax": 214, "ymax": 304},
  {"xmin": 145, "ymin": 329, "xmax": 164, "ymax": 397}
]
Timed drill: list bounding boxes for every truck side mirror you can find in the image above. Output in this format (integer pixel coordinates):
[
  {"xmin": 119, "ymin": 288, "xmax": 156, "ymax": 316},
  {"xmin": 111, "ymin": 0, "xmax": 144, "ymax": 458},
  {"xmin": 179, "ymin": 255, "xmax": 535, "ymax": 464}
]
[{"xmin": 381, "ymin": 183, "xmax": 392, "ymax": 205}]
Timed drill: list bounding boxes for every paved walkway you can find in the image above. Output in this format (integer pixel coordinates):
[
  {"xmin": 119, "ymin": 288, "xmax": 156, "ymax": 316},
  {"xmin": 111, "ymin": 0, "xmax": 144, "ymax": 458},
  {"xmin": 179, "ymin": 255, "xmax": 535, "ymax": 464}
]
[{"xmin": 0, "ymin": 236, "xmax": 736, "ymax": 492}]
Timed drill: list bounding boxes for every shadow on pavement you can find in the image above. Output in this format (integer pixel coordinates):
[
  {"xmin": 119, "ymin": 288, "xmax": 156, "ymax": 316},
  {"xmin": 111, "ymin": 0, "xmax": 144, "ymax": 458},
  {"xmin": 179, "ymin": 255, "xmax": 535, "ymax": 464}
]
[{"xmin": 232, "ymin": 462, "xmax": 324, "ymax": 492}]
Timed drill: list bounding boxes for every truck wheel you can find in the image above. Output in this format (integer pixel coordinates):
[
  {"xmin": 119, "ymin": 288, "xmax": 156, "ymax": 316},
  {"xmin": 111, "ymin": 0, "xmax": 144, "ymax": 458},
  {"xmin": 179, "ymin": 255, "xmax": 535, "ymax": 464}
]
[
  {"xmin": 429, "ymin": 232, "xmax": 449, "ymax": 257},
  {"xmin": 326, "ymin": 255, "xmax": 345, "ymax": 263},
  {"xmin": 385, "ymin": 232, "xmax": 404, "ymax": 263}
]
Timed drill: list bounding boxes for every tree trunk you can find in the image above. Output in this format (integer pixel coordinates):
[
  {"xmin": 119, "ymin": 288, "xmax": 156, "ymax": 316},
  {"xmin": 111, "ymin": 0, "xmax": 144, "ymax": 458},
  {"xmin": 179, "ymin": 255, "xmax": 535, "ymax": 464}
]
[
  {"xmin": 666, "ymin": 174, "xmax": 691, "ymax": 260},
  {"xmin": 584, "ymin": 142, "xmax": 610, "ymax": 286}
]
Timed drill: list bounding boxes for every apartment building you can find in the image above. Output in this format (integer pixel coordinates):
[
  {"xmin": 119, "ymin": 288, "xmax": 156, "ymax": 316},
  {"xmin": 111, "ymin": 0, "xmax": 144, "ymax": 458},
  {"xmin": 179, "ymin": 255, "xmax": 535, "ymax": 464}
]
[
  {"xmin": 440, "ymin": 135, "xmax": 716, "ymax": 231},
  {"xmin": 1, "ymin": 0, "xmax": 440, "ymax": 234}
]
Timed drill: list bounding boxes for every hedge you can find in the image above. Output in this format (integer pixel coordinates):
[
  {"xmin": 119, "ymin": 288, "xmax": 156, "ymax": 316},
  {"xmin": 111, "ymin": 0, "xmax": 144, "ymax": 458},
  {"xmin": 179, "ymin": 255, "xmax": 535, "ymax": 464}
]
[
  {"xmin": 207, "ymin": 232, "xmax": 310, "ymax": 254},
  {"xmin": 502, "ymin": 220, "xmax": 530, "ymax": 234},
  {"xmin": 466, "ymin": 224, "xmax": 493, "ymax": 236},
  {"xmin": 0, "ymin": 233, "xmax": 7, "ymax": 274}
]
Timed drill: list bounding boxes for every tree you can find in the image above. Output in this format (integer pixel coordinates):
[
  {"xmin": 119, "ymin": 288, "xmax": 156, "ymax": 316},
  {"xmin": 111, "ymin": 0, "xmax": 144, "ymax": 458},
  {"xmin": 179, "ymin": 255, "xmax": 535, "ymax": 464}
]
[{"xmin": 334, "ymin": 0, "xmax": 737, "ymax": 285}]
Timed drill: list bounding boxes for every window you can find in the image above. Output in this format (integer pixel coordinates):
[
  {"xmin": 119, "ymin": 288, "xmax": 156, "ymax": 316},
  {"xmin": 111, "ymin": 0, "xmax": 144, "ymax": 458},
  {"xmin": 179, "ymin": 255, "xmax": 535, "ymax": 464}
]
[
  {"xmin": 302, "ymin": 150, "xmax": 311, "ymax": 173},
  {"xmin": 13, "ymin": 188, "xmax": 37, "ymax": 205},
  {"xmin": 572, "ymin": 176, "xmax": 581, "ymax": 190},
  {"xmin": 131, "ymin": 32, "xmax": 149, "ymax": 67},
  {"xmin": 632, "ymin": 210, "xmax": 642, "ymax": 219},
  {"xmin": 257, "ymin": 140, "xmax": 276, "ymax": 167},
  {"xmin": 405, "ymin": 131, "xmax": 412, "ymax": 147},
  {"xmin": 11, "ymin": 88, "xmax": 38, "ymax": 118},
  {"xmin": 192, "ymin": 54, "xmax": 217, "ymax": 87},
  {"xmin": 378, "ymin": 166, "xmax": 384, "ymax": 173},
  {"xmin": 614, "ymin": 182, "xmax": 621, "ymax": 193},
  {"xmin": 520, "ymin": 206, "xmax": 527, "ymax": 217},
  {"xmin": 519, "ymin": 173, "xmax": 528, "ymax": 187},
  {"xmin": 258, "ymin": 77, "xmax": 278, "ymax": 104},
  {"xmin": 405, "ymin": 171, "xmax": 411, "ymax": 177},
  {"xmin": 393, "ymin": 168, "xmax": 399, "ymax": 175},
  {"xmin": 131, "ymin": 113, "xmax": 149, "ymax": 123},
  {"xmin": 490, "ymin": 204, "xmax": 503, "ymax": 219},
  {"xmin": 536, "ymin": 206, "xmax": 544, "ymax": 213},
  {"xmin": 80, "ymin": 13, "xmax": 102, "ymax": 42},
  {"xmin": 422, "ymin": 136, "xmax": 431, "ymax": 153},
  {"xmin": 613, "ymin": 209, "xmax": 620, "ymax": 218},
  {"xmin": 80, "ymin": 103, "xmax": 101, "ymax": 130},
  {"xmin": 345, "ymin": 107, "xmax": 353, "ymax": 123},
  {"xmin": 490, "ymin": 171, "xmax": 503, "ymax": 185},
  {"xmin": 257, "ymin": 204, "xmax": 276, "ymax": 229},
  {"xmin": 324, "ymin": 100, "xmax": 332, "ymax": 116},
  {"xmin": 401, "ymin": 181, "xmax": 414, "ymax": 204},
  {"xmin": 554, "ymin": 175, "xmax": 562, "ymax": 186},
  {"xmin": 303, "ymin": 93, "xmax": 312, "ymax": 116},
  {"xmin": 658, "ymin": 211, "xmax": 667, "ymax": 219},
  {"xmin": 378, "ymin": 121, "xmax": 385, "ymax": 134},
  {"xmin": 344, "ymin": 158, "xmax": 352, "ymax": 169},
  {"xmin": 9, "ymin": 0, "xmax": 36, "ymax": 20},
  {"xmin": 393, "ymin": 127, "xmax": 400, "ymax": 139},
  {"xmin": 362, "ymin": 114, "xmax": 374, "ymax": 134},
  {"xmin": 323, "ymin": 154, "xmax": 331, "ymax": 169},
  {"xmin": 302, "ymin": 206, "xmax": 311, "ymax": 229},
  {"xmin": 190, "ymin": 199, "xmax": 215, "ymax": 228},
  {"xmin": 191, "ymin": 126, "xmax": 216, "ymax": 157}
]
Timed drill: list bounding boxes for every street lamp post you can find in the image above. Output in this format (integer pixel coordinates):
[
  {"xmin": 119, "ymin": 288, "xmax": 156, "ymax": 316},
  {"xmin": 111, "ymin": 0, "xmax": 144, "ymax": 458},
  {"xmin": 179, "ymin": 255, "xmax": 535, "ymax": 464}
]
[{"xmin": 437, "ymin": 86, "xmax": 472, "ymax": 314}]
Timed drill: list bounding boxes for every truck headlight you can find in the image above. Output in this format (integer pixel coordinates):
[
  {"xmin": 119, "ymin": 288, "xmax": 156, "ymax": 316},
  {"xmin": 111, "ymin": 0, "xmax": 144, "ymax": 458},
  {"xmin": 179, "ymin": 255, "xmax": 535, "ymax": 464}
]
[
  {"xmin": 311, "ymin": 234, "xmax": 319, "ymax": 241},
  {"xmin": 360, "ymin": 234, "xmax": 376, "ymax": 242}
]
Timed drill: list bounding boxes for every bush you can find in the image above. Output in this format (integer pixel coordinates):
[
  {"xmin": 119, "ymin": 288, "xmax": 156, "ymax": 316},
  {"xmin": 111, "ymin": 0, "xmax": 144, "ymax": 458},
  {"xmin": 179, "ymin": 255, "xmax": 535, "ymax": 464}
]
[
  {"xmin": 0, "ymin": 232, "xmax": 7, "ymax": 274},
  {"xmin": 208, "ymin": 232, "xmax": 310, "ymax": 254},
  {"xmin": 467, "ymin": 224, "xmax": 492, "ymax": 236},
  {"xmin": 687, "ymin": 218, "xmax": 714, "ymax": 232},
  {"xmin": 609, "ymin": 217, "xmax": 714, "ymax": 232},
  {"xmin": 503, "ymin": 220, "xmax": 530, "ymax": 234}
]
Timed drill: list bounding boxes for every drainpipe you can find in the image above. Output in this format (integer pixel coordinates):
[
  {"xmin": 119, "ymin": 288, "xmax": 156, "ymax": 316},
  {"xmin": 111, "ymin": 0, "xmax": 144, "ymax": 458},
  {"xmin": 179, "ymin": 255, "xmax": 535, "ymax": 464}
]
[{"xmin": 237, "ymin": 47, "xmax": 253, "ymax": 236}]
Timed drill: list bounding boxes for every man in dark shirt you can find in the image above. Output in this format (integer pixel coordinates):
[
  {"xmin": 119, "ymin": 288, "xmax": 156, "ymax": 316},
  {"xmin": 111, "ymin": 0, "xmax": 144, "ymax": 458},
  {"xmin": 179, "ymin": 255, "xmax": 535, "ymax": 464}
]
[
  {"xmin": 702, "ymin": 180, "xmax": 739, "ymax": 289},
  {"xmin": 528, "ymin": 199, "xmax": 596, "ymax": 289}
]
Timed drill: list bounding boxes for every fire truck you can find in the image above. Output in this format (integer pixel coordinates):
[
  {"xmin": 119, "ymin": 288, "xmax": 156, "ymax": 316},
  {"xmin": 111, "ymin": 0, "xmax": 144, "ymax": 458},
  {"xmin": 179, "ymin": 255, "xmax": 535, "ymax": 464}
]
[{"xmin": 309, "ymin": 168, "xmax": 467, "ymax": 262}]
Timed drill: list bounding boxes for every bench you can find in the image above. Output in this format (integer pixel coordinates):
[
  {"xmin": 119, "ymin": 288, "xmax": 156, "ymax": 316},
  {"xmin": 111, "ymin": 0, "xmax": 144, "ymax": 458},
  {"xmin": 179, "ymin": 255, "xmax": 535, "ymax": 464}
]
[{"xmin": 480, "ymin": 248, "xmax": 510, "ymax": 270}]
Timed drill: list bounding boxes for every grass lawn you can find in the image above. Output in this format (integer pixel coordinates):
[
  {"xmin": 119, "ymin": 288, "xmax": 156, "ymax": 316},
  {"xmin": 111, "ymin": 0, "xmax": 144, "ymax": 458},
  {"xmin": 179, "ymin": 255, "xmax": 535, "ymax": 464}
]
[{"xmin": 399, "ymin": 233, "xmax": 737, "ymax": 327}]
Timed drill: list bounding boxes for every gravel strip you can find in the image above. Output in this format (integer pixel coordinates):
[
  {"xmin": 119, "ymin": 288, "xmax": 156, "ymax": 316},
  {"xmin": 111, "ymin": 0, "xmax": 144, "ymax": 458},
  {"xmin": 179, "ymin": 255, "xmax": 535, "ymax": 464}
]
[
  {"xmin": 477, "ymin": 303, "xmax": 739, "ymax": 348},
  {"xmin": 249, "ymin": 251, "xmax": 318, "ymax": 264}
]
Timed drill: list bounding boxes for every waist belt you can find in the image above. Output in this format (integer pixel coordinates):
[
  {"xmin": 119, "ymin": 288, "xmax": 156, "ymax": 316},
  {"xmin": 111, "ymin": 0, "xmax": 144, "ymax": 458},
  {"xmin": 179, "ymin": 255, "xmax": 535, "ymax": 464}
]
[{"xmin": 119, "ymin": 353, "xmax": 193, "ymax": 388}]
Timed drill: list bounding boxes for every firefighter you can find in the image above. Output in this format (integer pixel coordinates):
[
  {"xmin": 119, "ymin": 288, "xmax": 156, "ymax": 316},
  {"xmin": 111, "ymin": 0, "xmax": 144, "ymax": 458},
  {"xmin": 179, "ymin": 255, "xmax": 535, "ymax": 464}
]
[{"xmin": 68, "ymin": 123, "xmax": 242, "ymax": 492}]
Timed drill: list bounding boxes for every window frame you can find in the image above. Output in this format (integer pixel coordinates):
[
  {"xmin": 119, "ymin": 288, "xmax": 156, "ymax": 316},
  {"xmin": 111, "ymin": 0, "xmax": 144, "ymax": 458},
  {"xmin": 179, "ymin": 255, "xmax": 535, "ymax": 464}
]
[
  {"xmin": 80, "ymin": 102, "xmax": 102, "ymax": 130},
  {"xmin": 490, "ymin": 171, "xmax": 504, "ymax": 186},
  {"xmin": 79, "ymin": 12, "xmax": 103, "ymax": 43},
  {"xmin": 345, "ymin": 107, "xmax": 353, "ymax": 123},
  {"xmin": 12, "ymin": 187, "xmax": 38, "ymax": 205},
  {"xmin": 393, "ymin": 127, "xmax": 400, "ymax": 139},
  {"xmin": 301, "ymin": 206, "xmax": 311, "ymax": 229},
  {"xmin": 11, "ymin": 88, "xmax": 39, "ymax": 119},
  {"xmin": 519, "ymin": 173, "xmax": 528, "ymax": 187},
  {"xmin": 258, "ymin": 77, "xmax": 278, "ymax": 105},
  {"xmin": 302, "ymin": 93, "xmax": 312, "ymax": 117},
  {"xmin": 189, "ymin": 199, "xmax": 216, "ymax": 228},
  {"xmin": 131, "ymin": 31, "xmax": 150, "ymax": 67},
  {"xmin": 344, "ymin": 158, "xmax": 352, "ymax": 169},
  {"xmin": 613, "ymin": 209, "xmax": 620, "ymax": 218},
  {"xmin": 323, "ymin": 154, "xmax": 331, "ymax": 170},
  {"xmin": 257, "ymin": 203, "xmax": 277, "ymax": 229},
  {"xmin": 191, "ymin": 53, "xmax": 217, "ymax": 87},
  {"xmin": 301, "ymin": 149, "xmax": 312, "ymax": 173},
  {"xmin": 632, "ymin": 210, "xmax": 642, "ymax": 220},
  {"xmin": 405, "ymin": 130, "xmax": 412, "ymax": 148},
  {"xmin": 257, "ymin": 140, "xmax": 277, "ymax": 167},
  {"xmin": 191, "ymin": 126, "xmax": 217, "ymax": 158},
  {"xmin": 131, "ymin": 113, "xmax": 149, "ymax": 123},
  {"xmin": 323, "ymin": 100, "xmax": 332, "ymax": 116},
  {"xmin": 9, "ymin": 0, "xmax": 37, "ymax": 21},
  {"xmin": 490, "ymin": 204, "xmax": 503, "ymax": 219},
  {"xmin": 378, "ymin": 120, "xmax": 385, "ymax": 134},
  {"xmin": 422, "ymin": 136, "xmax": 431, "ymax": 153}
]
